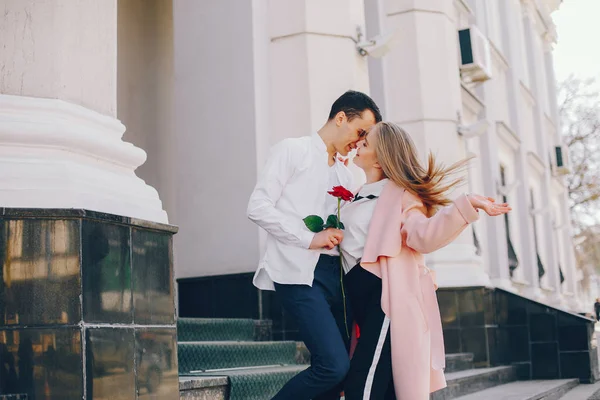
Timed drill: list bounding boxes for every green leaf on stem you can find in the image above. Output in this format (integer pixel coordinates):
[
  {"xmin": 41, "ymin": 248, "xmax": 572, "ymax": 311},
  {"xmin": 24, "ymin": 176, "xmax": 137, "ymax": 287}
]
[
  {"xmin": 324, "ymin": 214, "xmax": 345, "ymax": 230},
  {"xmin": 303, "ymin": 215, "xmax": 324, "ymax": 232}
]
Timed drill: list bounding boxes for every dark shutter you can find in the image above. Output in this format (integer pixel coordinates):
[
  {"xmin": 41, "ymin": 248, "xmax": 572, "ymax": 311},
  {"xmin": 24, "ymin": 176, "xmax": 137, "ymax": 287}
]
[
  {"xmin": 537, "ymin": 253, "xmax": 546, "ymax": 280},
  {"xmin": 559, "ymin": 264, "xmax": 565, "ymax": 284},
  {"xmin": 473, "ymin": 228, "xmax": 482, "ymax": 256},
  {"xmin": 507, "ymin": 234, "xmax": 519, "ymax": 277},
  {"xmin": 555, "ymin": 146, "xmax": 564, "ymax": 168},
  {"xmin": 458, "ymin": 29, "xmax": 474, "ymax": 65}
]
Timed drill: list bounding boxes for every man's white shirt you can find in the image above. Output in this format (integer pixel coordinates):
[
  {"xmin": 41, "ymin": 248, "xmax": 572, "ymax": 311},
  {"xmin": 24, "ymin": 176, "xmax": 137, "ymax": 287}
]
[{"xmin": 247, "ymin": 133, "xmax": 354, "ymax": 291}]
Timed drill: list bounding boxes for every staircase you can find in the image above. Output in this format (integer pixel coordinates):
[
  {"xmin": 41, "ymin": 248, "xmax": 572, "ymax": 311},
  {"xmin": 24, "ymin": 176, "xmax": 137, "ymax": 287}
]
[
  {"xmin": 177, "ymin": 318, "xmax": 600, "ymax": 400},
  {"xmin": 178, "ymin": 318, "xmax": 307, "ymax": 400}
]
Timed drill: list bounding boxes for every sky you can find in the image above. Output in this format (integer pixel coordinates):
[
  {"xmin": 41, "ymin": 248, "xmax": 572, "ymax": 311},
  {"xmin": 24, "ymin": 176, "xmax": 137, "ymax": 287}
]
[{"xmin": 553, "ymin": 0, "xmax": 600, "ymax": 82}]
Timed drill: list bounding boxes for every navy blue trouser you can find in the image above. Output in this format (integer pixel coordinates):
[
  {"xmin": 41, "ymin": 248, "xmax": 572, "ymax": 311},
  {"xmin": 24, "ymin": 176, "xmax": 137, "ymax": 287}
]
[{"xmin": 272, "ymin": 255, "xmax": 352, "ymax": 400}]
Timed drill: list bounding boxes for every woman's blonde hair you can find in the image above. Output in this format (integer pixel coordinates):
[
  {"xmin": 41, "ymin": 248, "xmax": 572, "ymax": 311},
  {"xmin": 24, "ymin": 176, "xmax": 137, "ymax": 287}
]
[{"xmin": 372, "ymin": 122, "xmax": 469, "ymax": 217}]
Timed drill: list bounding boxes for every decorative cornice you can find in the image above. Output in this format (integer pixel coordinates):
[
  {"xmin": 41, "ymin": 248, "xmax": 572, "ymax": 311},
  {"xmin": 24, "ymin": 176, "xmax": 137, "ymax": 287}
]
[
  {"xmin": 490, "ymin": 41, "xmax": 510, "ymax": 71},
  {"xmin": 551, "ymin": 175, "xmax": 566, "ymax": 194},
  {"xmin": 527, "ymin": 151, "xmax": 547, "ymax": 175},
  {"xmin": 460, "ymin": 84, "xmax": 485, "ymax": 116},
  {"xmin": 496, "ymin": 121, "xmax": 521, "ymax": 151},
  {"xmin": 520, "ymin": 81, "xmax": 537, "ymax": 107},
  {"xmin": 454, "ymin": 0, "xmax": 474, "ymax": 17}
]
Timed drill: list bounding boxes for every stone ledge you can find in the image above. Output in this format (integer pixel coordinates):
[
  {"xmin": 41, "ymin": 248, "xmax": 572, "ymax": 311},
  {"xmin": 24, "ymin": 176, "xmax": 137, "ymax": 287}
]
[
  {"xmin": 180, "ymin": 376, "xmax": 228, "ymax": 390},
  {"xmin": 179, "ymin": 376, "xmax": 228, "ymax": 400},
  {"xmin": 1, "ymin": 207, "xmax": 178, "ymax": 233}
]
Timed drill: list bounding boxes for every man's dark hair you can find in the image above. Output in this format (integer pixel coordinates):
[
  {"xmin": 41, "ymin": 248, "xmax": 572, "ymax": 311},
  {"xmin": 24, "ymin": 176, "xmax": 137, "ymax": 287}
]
[{"xmin": 327, "ymin": 90, "xmax": 382, "ymax": 123}]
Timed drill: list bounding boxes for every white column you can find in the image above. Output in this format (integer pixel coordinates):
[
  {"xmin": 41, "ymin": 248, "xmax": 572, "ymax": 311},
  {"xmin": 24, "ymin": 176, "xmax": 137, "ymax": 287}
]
[
  {"xmin": 268, "ymin": 0, "xmax": 371, "ymax": 187},
  {"xmin": 382, "ymin": 0, "xmax": 490, "ymax": 287},
  {"xmin": 543, "ymin": 35, "xmax": 583, "ymax": 310},
  {"xmin": 561, "ymin": 193, "xmax": 584, "ymax": 310},
  {"xmin": 0, "ymin": 0, "xmax": 167, "ymax": 223},
  {"xmin": 364, "ymin": 0, "xmax": 389, "ymax": 117},
  {"xmin": 470, "ymin": 0, "xmax": 514, "ymax": 290},
  {"xmin": 498, "ymin": 0, "xmax": 541, "ymax": 299},
  {"xmin": 269, "ymin": 0, "xmax": 370, "ymax": 142},
  {"xmin": 543, "ymin": 45, "xmax": 561, "ymax": 129},
  {"xmin": 483, "ymin": 125, "xmax": 516, "ymax": 291},
  {"xmin": 521, "ymin": 6, "xmax": 563, "ymax": 305}
]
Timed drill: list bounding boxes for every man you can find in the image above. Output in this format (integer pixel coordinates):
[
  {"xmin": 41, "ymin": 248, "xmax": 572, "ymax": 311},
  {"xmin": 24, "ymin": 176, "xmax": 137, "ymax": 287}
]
[{"xmin": 247, "ymin": 91, "xmax": 382, "ymax": 400}]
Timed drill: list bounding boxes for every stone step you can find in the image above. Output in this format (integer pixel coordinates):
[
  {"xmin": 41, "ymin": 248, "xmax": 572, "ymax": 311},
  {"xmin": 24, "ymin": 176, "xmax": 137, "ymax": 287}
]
[
  {"xmin": 431, "ymin": 366, "xmax": 517, "ymax": 399},
  {"xmin": 179, "ymin": 364, "xmax": 308, "ymax": 400},
  {"xmin": 559, "ymin": 380, "xmax": 600, "ymax": 400},
  {"xmin": 180, "ymin": 375, "xmax": 228, "ymax": 400},
  {"xmin": 178, "ymin": 341, "xmax": 297, "ymax": 374},
  {"xmin": 454, "ymin": 379, "xmax": 579, "ymax": 400},
  {"xmin": 445, "ymin": 353, "xmax": 475, "ymax": 373},
  {"xmin": 177, "ymin": 318, "xmax": 272, "ymax": 342}
]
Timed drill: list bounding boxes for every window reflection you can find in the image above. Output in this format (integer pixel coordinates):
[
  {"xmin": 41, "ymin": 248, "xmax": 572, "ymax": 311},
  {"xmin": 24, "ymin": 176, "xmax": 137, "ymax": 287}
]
[{"xmin": 2, "ymin": 220, "xmax": 81, "ymax": 326}]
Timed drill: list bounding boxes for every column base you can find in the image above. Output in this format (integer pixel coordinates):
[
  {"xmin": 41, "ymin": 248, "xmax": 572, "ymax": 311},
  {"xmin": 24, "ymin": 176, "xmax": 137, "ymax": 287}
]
[
  {"xmin": 520, "ymin": 286, "xmax": 545, "ymax": 302},
  {"xmin": 565, "ymin": 295, "xmax": 589, "ymax": 314},
  {"xmin": 426, "ymin": 243, "xmax": 491, "ymax": 288},
  {"xmin": 543, "ymin": 290, "xmax": 569, "ymax": 310},
  {"xmin": 490, "ymin": 277, "xmax": 516, "ymax": 292},
  {"xmin": 0, "ymin": 208, "xmax": 178, "ymax": 398},
  {"xmin": 0, "ymin": 95, "xmax": 168, "ymax": 223}
]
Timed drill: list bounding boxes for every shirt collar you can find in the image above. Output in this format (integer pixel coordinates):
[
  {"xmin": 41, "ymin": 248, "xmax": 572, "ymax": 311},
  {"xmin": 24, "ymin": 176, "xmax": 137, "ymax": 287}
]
[
  {"xmin": 359, "ymin": 178, "xmax": 389, "ymax": 196},
  {"xmin": 312, "ymin": 133, "xmax": 328, "ymax": 154}
]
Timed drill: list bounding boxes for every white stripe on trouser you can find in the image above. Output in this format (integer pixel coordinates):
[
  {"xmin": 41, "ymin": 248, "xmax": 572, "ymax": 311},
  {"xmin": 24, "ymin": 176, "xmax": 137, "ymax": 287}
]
[{"xmin": 363, "ymin": 316, "xmax": 390, "ymax": 400}]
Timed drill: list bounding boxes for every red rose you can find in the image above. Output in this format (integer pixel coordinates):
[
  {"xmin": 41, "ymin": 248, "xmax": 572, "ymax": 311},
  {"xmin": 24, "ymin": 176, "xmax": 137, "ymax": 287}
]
[{"xmin": 328, "ymin": 186, "xmax": 354, "ymax": 202}]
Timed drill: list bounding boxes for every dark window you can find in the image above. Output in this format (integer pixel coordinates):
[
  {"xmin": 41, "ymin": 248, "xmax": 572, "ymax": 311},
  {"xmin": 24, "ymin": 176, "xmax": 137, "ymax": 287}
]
[
  {"xmin": 537, "ymin": 252, "xmax": 546, "ymax": 280},
  {"xmin": 507, "ymin": 234, "xmax": 519, "ymax": 275},
  {"xmin": 530, "ymin": 190, "xmax": 546, "ymax": 280},
  {"xmin": 559, "ymin": 264, "xmax": 565, "ymax": 284},
  {"xmin": 500, "ymin": 166, "xmax": 519, "ymax": 277},
  {"xmin": 555, "ymin": 146, "xmax": 564, "ymax": 168},
  {"xmin": 473, "ymin": 227, "xmax": 482, "ymax": 256}
]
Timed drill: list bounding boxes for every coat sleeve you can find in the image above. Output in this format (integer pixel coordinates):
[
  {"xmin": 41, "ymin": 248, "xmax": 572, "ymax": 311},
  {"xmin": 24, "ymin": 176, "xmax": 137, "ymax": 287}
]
[{"xmin": 400, "ymin": 191, "xmax": 479, "ymax": 254}]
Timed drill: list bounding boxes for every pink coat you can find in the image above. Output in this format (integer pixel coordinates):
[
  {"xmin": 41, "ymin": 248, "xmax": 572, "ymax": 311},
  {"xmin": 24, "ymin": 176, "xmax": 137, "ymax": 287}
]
[{"xmin": 360, "ymin": 181, "xmax": 479, "ymax": 399}]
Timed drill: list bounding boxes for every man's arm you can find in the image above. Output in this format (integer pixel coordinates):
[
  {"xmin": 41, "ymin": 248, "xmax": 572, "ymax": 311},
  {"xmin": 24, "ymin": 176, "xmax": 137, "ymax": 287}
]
[{"xmin": 247, "ymin": 140, "xmax": 315, "ymax": 249}]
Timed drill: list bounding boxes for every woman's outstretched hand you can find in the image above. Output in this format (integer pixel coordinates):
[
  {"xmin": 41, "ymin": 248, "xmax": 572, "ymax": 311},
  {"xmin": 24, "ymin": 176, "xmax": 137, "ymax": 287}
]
[{"xmin": 467, "ymin": 194, "xmax": 512, "ymax": 216}]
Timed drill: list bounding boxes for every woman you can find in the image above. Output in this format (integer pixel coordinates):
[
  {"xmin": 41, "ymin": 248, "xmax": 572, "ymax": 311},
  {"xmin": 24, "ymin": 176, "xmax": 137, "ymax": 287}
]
[{"xmin": 340, "ymin": 122, "xmax": 511, "ymax": 399}]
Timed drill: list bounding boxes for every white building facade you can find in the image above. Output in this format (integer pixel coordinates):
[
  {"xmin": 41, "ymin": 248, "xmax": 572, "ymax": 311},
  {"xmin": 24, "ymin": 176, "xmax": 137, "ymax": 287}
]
[{"xmin": 0, "ymin": 0, "xmax": 593, "ymax": 314}]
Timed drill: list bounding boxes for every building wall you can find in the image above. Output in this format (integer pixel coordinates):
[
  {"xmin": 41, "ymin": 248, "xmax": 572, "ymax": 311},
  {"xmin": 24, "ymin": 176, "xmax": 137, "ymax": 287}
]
[
  {"xmin": 118, "ymin": 0, "xmax": 590, "ymax": 311},
  {"xmin": 457, "ymin": 0, "xmax": 587, "ymax": 310},
  {"xmin": 117, "ymin": 0, "xmax": 176, "ymax": 220},
  {"xmin": 166, "ymin": 0, "xmax": 370, "ymax": 279},
  {"xmin": 170, "ymin": 0, "xmax": 263, "ymax": 278}
]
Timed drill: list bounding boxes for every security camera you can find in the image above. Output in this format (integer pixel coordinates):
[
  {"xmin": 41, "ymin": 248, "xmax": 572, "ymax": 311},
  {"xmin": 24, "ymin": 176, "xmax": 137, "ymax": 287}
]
[
  {"xmin": 457, "ymin": 119, "xmax": 489, "ymax": 138},
  {"xmin": 356, "ymin": 32, "xmax": 396, "ymax": 58}
]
